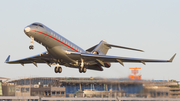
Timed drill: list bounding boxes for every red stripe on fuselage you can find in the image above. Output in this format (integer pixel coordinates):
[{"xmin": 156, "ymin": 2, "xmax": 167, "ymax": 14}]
[{"xmin": 31, "ymin": 30, "xmax": 79, "ymax": 52}]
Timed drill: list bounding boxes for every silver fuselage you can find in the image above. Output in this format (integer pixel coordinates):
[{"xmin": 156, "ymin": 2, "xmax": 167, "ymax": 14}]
[{"xmin": 24, "ymin": 23, "xmax": 85, "ymax": 65}]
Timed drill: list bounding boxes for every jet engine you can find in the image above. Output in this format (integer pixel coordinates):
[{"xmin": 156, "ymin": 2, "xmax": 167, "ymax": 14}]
[{"xmin": 104, "ymin": 62, "xmax": 111, "ymax": 68}]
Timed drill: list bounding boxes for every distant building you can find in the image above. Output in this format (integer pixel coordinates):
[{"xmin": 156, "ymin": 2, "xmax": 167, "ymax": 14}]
[
  {"xmin": 7, "ymin": 77, "xmax": 143, "ymax": 95},
  {"xmin": 2, "ymin": 83, "xmax": 15, "ymax": 96},
  {"xmin": 75, "ymin": 89, "xmax": 126, "ymax": 98},
  {"xmin": 31, "ymin": 85, "xmax": 65, "ymax": 97},
  {"xmin": 0, "ymin": 77, "xmax": 9, "ymax": 96},
  {"xmin": 0, "ymin": 80, "xmax": 2, "ymax": 96},
  {"xmin": 144, "ymin": 86, "xmax": 169, "ymax": 98},
  {"xmin": 1, "ymin": 77, "xmax": 179, "ymax": 98},
  {"xmin": 15, "ymin": 85, "xmax": 30, "ymax": 96}
]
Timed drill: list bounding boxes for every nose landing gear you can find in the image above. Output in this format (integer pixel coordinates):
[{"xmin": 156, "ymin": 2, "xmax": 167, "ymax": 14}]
[
  {"xmin": 29, "ymin": 45, "xmax": 34, "ymax": 49},
  {"xmin": 29, "ymin": 36, "xmax": 34, "ymax": 50}
]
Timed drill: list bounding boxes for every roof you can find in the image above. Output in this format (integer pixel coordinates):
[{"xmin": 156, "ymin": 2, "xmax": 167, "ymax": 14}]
[{"xmin": 0, "ymin": 77, "xmax": 9, "ymax": 81}]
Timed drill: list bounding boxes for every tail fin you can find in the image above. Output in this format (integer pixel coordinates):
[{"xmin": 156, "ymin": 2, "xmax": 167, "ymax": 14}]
[{"xmin": 91, "ymin": 40, "xmax": 110, "ymax": 55}]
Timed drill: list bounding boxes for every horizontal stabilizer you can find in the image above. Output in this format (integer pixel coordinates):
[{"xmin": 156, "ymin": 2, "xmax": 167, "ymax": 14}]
[
  {"xmin": 105, "ymin": 44, "xmax": 144, "ymax": 52},
  {"xmin": 5, "ymin": 55, "xmax": 10, "ymax": 63},
  {"xmin": 169, "ymin": 53, "xmax": 176, "ymax": 62}
]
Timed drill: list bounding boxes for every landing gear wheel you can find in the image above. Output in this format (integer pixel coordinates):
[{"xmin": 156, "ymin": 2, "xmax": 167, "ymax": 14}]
[
  {"xmin": 82, "ymin": 67, "xmax": 86, "ymax": 73},
  {"xmin": 54, "ymin": 66, "xmax": 62, "ymax": 73},
  {"xmin": 30, "ymin": 36, "xmax": 34, "ymax": 49},
  {"xmin": 79, "ymin": 68, "xmax": 83, "ymax": 73},
  {"xmin": 29, "ymin": 45, "xmax": 31, "ymax": 49},
  {"xmin": 54, "ymin": 66, "xmax": 58, "ymax": 73},
  {"xmin": 29, "ymin": 45, "xmax": 34, "ymax": 50},
  {"xmin": 58, "ymin": 67, "xmax": 62, "ymax": 73}
]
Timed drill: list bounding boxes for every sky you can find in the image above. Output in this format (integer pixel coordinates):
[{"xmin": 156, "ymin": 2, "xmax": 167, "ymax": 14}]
[{"xmin": 0, "ymin": 0, "xmax": 179, "ymax": 81}]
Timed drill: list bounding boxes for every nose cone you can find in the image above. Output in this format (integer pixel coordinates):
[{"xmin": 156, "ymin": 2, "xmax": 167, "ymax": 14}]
[{"xmin": 24, "ymin": 27, "xmax": 31, "ymax": 33}]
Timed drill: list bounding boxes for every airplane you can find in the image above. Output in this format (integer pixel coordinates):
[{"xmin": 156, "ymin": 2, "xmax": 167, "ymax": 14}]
[{"xmin": 5, "ymin": 22, "xmax": 176, "ymax": 73}]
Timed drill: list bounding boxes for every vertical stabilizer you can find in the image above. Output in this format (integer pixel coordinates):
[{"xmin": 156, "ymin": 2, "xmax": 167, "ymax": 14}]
[{"xmin": 92, "ymin": 40, "xmax": 110, "ymax": 55}]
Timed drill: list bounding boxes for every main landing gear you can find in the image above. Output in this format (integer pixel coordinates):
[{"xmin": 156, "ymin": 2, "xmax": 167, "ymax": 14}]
[
  {"xmin": 29, "ymin": 36, "xmax": 34, "ymax": 50},
  {"xmin": 54, "ymin": 63, "xmax": 62, "ymax": 73},
  {"xmin": 55, "ymin": 66, "xmax": 62, "ymax": 73},
  {"xmin": 79, "ymin": 59, "xmax": 86, "ymax": 73},
  {"xmin": 79, "ymin": 67, "xmax": 86, "ymax": 73}
]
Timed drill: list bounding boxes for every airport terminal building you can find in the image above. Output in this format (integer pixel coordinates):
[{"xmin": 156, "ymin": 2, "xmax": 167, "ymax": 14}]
[{"xmin": 1, "ymin": 77, "xmax": 180, "ymax": 99}]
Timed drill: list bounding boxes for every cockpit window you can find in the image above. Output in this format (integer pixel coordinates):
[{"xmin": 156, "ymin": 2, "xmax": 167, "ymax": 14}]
[
  {"xmin": 39, "ymin": 24, "xmax": 44, "ymax": 28},
  {"xmin": 31, "ymin": 23, "xmax": 44, "ymax": 28},
  {"xmin": 32, "ymin": 23, "xmax": 38, "ymax": 26}
]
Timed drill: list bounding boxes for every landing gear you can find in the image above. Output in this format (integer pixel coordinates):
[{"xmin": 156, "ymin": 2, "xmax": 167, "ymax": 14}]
[
  {"xmin": 79, "ymin": 58, "xmax": 86, "ymax": 73},
  {"xmin": 55, "ymin": 67, "xmax": 58, "ymax": 73},
  {"xmin": 29, "ymin": 36, "xmax": 34, "ymax": 50},
  {"xmin": 55, "ymin": 66, "xmax": 62, "ymax": 73},
  {"xmin": 58, "ymin": 67, "xmax": 62, "ymax": 73},
  {"xmin": 82, "ymin": 67, "xmax": 86, "ymax": 73},
  {"xmin": 79, "ymin": 67, "xmax": 86, "ymax": 73},
  {"xmin": 29, "ymin": 45, "xmax": 34, "ymax": 49},
  {"xmin": 54, "ymin": 63, "xmax": 62, "ymax": 73},
  {"xmin": 79, "ymin": 67, "xmax": 83, "ymax": 73}
]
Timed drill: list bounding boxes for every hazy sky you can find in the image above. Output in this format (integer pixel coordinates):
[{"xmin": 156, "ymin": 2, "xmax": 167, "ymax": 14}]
[{"xmin": 0, "ymin": 0, "xmax": 179, "ymax": 80}]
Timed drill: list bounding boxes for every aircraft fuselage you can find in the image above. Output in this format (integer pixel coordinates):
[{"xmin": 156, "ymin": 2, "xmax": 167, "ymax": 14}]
[{"xmin": 24, "ymin": 23, "xmax": 85, "ymax": 65}]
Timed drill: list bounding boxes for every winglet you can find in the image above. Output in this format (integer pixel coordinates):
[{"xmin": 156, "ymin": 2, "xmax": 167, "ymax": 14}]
[
  {"xmin": 169, "ymin": 53, "xmax": 176, "ymax": 62},
  {"xmin": 5, "ymin": 55, "xmax": 10, "ymax": 63}
]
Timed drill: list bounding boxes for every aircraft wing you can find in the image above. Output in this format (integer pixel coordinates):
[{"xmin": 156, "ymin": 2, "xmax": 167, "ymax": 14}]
[
  {"xmin": 80, "ymin": 53, "xmax": 176, "ymax": 66},
  {"xmin": 5, "ymin": 51, "xmax": 55, "ymax": 67}
]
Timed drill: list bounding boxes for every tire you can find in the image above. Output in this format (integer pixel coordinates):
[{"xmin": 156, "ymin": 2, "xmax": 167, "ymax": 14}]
[
  {"xmin": 29, "ymin": 45, "xmax": 34, "ymax": 49},
  {"xmin": 83, "ymin": 67, "xmax": 86, "ymax": 73},
  {"xmin": 31, "ymin": 45, "xmax": 34, "ymax": 49},
  {"xmin": 29, "ymin": 46, "xmax": 32, "ymax": 49},
  {"xmin": 79, "ymin": 68, "xmax": 82, "ymax": 73},
  {"xmin": 54, "ymin": 67, "xmax": 58, "ymax": 73},
  {"xmin": 58, "ymin": 67, "xmax": 62, "ymax": 73}
]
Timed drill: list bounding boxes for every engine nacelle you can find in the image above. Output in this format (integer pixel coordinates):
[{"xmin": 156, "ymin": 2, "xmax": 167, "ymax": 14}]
[{"xmin": 104, "ymin": 62, "xmax": 111, "ymax": 68}]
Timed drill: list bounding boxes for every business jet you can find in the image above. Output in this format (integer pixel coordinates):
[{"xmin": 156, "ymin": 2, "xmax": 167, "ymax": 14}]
[{"xmin": 5, "ymin": 22, "xmax": 176, "ymax": 73}]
